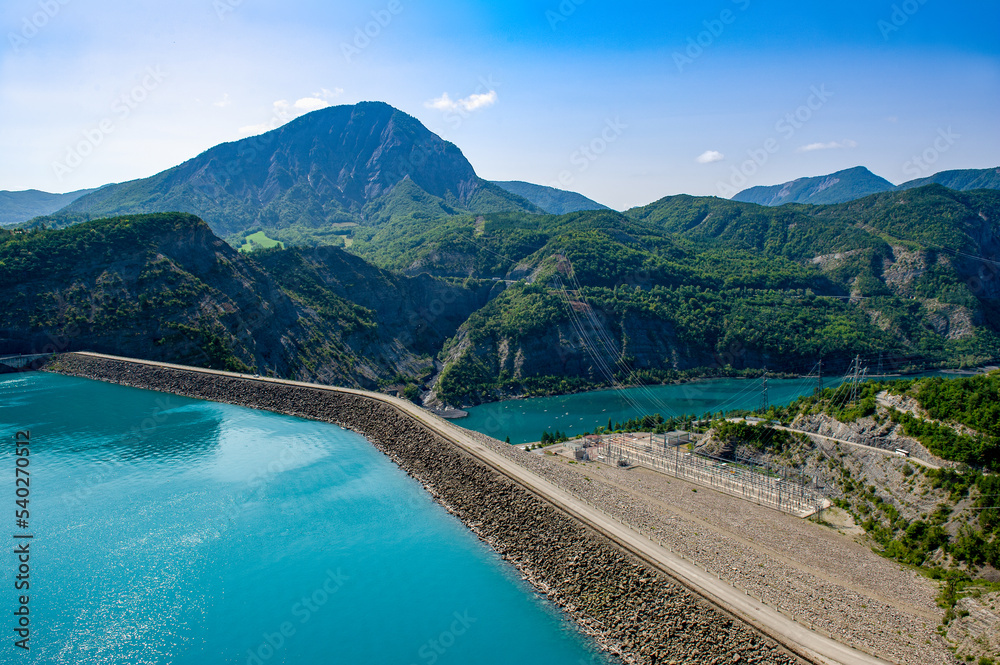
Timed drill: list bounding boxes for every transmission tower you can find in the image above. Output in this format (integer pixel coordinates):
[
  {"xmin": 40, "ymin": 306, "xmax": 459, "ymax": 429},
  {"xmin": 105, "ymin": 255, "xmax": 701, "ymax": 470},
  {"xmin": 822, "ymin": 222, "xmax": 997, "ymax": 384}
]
[
  {"xmin": 851, "ymin": 354, "xmax": 862, "ymax": 403},
  {"xmin": 760, "ymin": 367, "xmax": 769, "ymax": 413}
]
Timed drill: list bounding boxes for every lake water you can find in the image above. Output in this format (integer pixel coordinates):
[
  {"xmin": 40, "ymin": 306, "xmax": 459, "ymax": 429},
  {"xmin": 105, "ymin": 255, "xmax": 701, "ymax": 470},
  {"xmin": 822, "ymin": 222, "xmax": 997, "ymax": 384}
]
[
  {"xmin": 0, "ymin": 372, "xmax": 614, "ymax": 665},
  {"xmin": 459, "ymin": 372, "xmax": 966, "ymax": 445}
]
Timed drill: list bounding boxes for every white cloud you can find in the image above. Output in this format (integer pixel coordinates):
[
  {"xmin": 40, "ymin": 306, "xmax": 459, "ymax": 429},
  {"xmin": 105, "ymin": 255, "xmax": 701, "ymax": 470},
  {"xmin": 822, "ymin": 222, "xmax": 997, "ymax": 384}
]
[
  {"xmin": 696, "ymin": 150, "xmax": 724, "ymax": 164},
  {"xmin": 797, "ymin": 140, "xmax": 858, "ymax": 152},
  {"xmin": 425, "ymin": 90, "xmax": 498, "ymax": 113},
  {"xmin": 213, "ymin": 94, "xmax": 232, "ymax": 108},
  {"xmin": 238, "ymin": 122, "xmax": 271, "ymax": 135},
  {"xmin": 291, "ymin": 97, "xmax": 330, "ymax": 113},
  {"xmin": 238, "ymin": 88, "xmax": 344, "ymax": 135}
]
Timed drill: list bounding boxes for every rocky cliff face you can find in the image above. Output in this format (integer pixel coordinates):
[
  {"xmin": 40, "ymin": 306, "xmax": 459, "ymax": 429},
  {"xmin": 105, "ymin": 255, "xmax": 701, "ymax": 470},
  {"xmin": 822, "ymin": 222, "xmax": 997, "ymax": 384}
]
[
  {"xmin": 435, "ymin": 300, "xmax": 722, "ymax": 405},
  {"xmin": 253, "ymin": 244, "xmax": 494, "ymax": 367},
  {"xmin": 0, "ymin": 213, "xmax": 491, "ymax": 390},
  {"xmin": 1, "ymin": 214, "xmax": 347, "ymax": 380}
]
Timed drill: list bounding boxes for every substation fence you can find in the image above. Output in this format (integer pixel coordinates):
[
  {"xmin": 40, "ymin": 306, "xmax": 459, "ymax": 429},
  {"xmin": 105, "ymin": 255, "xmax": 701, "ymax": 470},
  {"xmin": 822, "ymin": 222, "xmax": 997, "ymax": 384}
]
[{"xmin": 596, "ymin": 436, "xmax": 828, "ymax": 517}]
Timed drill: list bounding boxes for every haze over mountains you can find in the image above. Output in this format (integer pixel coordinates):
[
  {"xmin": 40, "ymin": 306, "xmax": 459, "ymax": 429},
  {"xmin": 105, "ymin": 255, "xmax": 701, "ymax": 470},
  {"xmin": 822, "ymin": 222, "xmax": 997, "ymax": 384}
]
[
  {"xmin": 490, "ymin": 181, "xmax": 609, "ymax": 214},
  {"xmin": 733, "ymin": 165, "xmax": 1000, "ymax": 207},
  {"xmin": 897, "ymin": 167, "xmax": 1000, "ymax": 193},
  {"xmin": 0, "ymin": 188, "xmax": 96, "ymax": 226},
  {"xmin": 731, "ymin": 167, "xmax": 895, "ymax": 207}
]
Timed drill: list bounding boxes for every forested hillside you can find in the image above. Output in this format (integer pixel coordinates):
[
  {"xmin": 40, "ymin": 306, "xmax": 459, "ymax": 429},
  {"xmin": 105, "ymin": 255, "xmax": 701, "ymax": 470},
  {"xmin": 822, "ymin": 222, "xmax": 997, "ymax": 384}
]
[
  {"xmin": 490, "ymin": 181, "xmax": 609, "ymax": 214},
  {"xmin": 0, "ymin": 213, "xmax": 487, "ymax": 390},
  {"xmin": 898, "ymin": 166, "xmax": 1000, "ymax": 193},
  {"xmin": 346, "ymin": 186, "xmax": 1000, "ymax": 405},
  {"xmin": 757, "ymin": 372, "xmax": 1000, "ymax": 587},
  {"xmin": 6, "ymin": 183, "xmax": 999, "ymax": 408}
]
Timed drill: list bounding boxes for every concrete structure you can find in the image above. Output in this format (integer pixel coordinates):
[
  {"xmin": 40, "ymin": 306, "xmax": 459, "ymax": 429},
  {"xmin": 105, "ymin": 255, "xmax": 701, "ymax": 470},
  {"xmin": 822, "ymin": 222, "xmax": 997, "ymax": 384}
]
[
  {"xmin": 0, "ymin": 353, "xmax": 53, "ymax": 371},
  {"xmin": 661, "ymin": 430, "xmax": 692, "ymax": 446}
]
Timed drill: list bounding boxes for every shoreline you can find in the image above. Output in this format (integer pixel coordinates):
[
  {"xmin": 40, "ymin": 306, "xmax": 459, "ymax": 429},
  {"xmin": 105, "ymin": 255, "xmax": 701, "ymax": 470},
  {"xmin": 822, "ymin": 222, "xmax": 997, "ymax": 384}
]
[
  {"xmin": 39, "ymin": 352, "xmax": 812, "ymax": 665},
  {"xmin": 450, "ymin": 363, "xmax": 995, "ymax": 416}
]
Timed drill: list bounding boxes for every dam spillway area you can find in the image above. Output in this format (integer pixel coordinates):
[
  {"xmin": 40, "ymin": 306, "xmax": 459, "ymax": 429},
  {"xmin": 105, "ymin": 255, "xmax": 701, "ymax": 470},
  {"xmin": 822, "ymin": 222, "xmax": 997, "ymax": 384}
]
[{"xmin": 39, "ymin": 352, "xmax": 806, "ymax": 665}]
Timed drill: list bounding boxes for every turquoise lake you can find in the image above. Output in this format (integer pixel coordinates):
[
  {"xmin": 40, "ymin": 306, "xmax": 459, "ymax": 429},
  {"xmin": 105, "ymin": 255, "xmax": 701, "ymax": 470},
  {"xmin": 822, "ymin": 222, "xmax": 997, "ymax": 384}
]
[
  {"xmin": 459, "ymin": 371, "xmax": 968, "ymax": 445},
  {"xmin": 0, "ymin": 372, "xmax": 615, "ymax": 665}
]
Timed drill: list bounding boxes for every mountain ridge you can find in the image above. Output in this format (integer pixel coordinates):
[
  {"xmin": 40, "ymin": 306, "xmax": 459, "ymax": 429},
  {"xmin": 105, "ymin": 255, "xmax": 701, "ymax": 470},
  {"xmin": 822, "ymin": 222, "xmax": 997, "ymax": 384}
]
[
  {"xmin": 898, "ymin": 166, "xmax": 1000, "ymax": 192},
  {"xmin": 733, "ymin": 165, "xmax": 1000, "ymax": 206},
  {"xmin": 344, "ymin": 185, "xmax": 1000, "ymax": 405},
  {"xmin": 490, "ymin": 181, "xmax": 610, "ymax": 214},
  {"xmin": 731, "ymin": 166, "xmax": 895, "ymax": 206},
  {"xmin": 0, "ymin": 188, "xmax": 97, "ymax": 226},
  {"xmin": 36, "ymin": 102, "xmax": 540, "ymax": 243},
  {"xmin": 5, "ymin": 186, "xmax": 999, "ymax": 408}
]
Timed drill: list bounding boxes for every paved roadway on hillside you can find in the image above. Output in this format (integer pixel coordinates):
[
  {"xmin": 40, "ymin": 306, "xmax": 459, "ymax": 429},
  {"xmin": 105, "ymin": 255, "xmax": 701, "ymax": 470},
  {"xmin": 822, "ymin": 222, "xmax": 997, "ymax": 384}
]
[
  {"xmin": 67, "ymin": 352, "xmax": 892, "ymax": 665},
  {"xmin": 734, "ymin": 417, "xmax": 941, "ymax": 470},
  {"xmin": 770, "ymin": 424, "xmax": 941, "ymax": 470}
]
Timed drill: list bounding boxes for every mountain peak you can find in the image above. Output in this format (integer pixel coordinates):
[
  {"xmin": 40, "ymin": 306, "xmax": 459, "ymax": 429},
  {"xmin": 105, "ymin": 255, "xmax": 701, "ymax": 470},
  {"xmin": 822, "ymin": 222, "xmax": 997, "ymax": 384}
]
[
  {"xmin": 49, "ymin": 102, "xmax": 537, "ymax": 240},
  {"xmin": 732, "ymin": 166, "xmax": 894, "ymax": 206}
]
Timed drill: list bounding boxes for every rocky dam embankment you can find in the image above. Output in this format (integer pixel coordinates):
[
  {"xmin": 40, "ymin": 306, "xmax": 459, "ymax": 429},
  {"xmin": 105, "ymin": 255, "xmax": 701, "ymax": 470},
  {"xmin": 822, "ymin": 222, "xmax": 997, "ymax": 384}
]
[{"xmin": 42, "ymin": 353, "xmax": 802, "ymax": 665}]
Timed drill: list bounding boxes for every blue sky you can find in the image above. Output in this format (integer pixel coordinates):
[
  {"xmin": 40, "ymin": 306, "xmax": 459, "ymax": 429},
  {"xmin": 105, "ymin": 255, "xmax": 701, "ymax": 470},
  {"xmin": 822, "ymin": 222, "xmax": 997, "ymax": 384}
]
[{"xmin": 1, "ymin": 0, "xmax": 997, "ymax": 209}]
